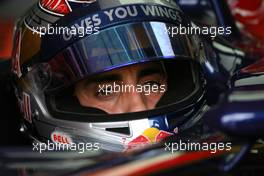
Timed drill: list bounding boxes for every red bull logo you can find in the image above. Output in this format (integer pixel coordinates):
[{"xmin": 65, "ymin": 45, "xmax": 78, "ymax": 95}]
[
  {"xmin": 127, "ymin": 128, "xmax": 173, "ymax": 150},
  {"xmin": 40, "ymin": 0, "xmax": 96, "ymax": 16}
]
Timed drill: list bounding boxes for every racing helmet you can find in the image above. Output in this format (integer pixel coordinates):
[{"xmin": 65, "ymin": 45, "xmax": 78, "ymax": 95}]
[{"xmin": 11, "ymin": 0, "xmax": 212, "ymax": 152}]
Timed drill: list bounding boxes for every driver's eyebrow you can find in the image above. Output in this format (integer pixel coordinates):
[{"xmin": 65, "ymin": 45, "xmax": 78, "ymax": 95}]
[
  {"xmin": 137, "ymin": 67, "xmax": 165, "ymax": 79},
  {"xmin": 84, "ymin": 74, "xmax": 122, "ymax": 85}
]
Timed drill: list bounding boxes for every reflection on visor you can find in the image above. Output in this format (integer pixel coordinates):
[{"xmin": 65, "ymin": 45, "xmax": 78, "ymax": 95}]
[{"xmin": 47, "ymin": 21, "xmax": 197, "ymax": 90}]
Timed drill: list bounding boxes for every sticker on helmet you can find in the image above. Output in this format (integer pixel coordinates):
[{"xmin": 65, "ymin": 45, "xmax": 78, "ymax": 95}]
[
  {"xmin": 51, "ymin": 131, "xmax": 73, "ymax": 144},
  {"xmin": 155, "ymin": 130, "xmax": 173, "ymax": 142},
  {"xmin": 11, "ymin": 29, "xmax": 22, "ymax": 78},
  {"xmin": 126, "ymin": 127, "xmax": 173, "ymax": 150},
  {"xmin": 48, "ymin": 3, "xmax": 183, "ymax": 51},
  {"xmin": 20, "ymin": 92, "xmax": 32, "ymax": 123},
  {"xmin": 24, "ymin": 5, "xmax": 60, "ymax": 35},
  {"xmin": 39, "ymin": 0, "xmax": 96, "ymax": 16}
]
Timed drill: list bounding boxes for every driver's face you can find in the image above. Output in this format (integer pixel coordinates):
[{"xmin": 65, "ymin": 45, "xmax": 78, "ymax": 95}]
[{"xmin": 74, "ymin": 62, "xmax": 167, "ymax": 114}]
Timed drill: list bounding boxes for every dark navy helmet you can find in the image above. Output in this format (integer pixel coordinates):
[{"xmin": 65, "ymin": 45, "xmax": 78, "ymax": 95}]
[{"xmin": 12, "ymin": 0, "xmax": 210, "ymax": 151}]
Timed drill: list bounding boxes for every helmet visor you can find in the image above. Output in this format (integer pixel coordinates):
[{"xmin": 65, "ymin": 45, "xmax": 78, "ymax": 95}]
[
  {"xmin": 46, "ymin": 21, "xmax": 198, "ymax": 91},
  {"xmin": 26, "ymin": 21, "xmax": 203, "ymax": 121}
]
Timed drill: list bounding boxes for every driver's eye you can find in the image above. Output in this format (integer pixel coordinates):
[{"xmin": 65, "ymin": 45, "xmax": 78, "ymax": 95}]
[
  {"xmin": 97, "ymin": 85, "xmax": 113, "ymax": 96},
  {"xmin": 95, "ymin": 84, "xmax": 119, "ymax": 99},
  {"xmin": 142, "ymin": 80, "xmax": 165, "ymax": 95},
  {"xmin": 144, "ymin": 81, "xmax": 161, "ymax": 87}
]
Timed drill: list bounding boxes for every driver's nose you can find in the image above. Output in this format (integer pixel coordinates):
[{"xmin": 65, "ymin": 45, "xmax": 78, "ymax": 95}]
[{"xmin": 122, "ymin": 91, "xmax": 148, "ymax": 113}]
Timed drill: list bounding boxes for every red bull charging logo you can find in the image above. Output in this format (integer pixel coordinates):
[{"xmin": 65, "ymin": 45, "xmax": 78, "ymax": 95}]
[{"xmin": 126, "ymin": 128, "xmax": 173, "ymax": 150}]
